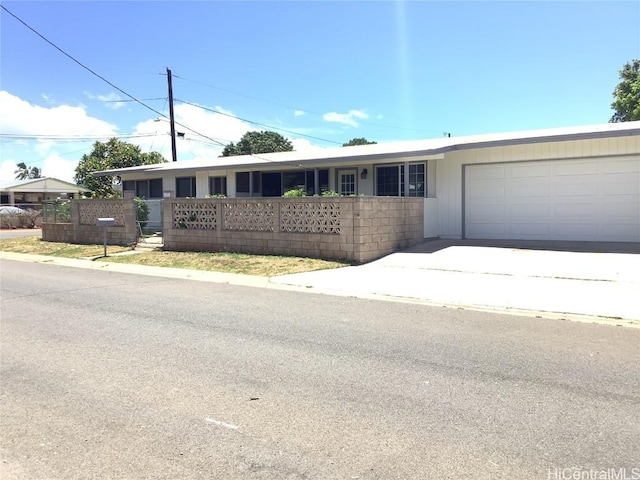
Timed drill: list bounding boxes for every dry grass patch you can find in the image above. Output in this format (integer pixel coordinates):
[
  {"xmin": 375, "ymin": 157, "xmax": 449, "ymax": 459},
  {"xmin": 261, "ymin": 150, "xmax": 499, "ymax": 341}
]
[
  {"xmin": 1, "ymin": 236, "xmax": 351, "ymax": 275},
  {"xmin": 0, "ymin": 236, "xmax": 133, "ymax": 258},
  {"xmin": 97, "ymin": 250, "xmax": 350, "ymax": 276}
]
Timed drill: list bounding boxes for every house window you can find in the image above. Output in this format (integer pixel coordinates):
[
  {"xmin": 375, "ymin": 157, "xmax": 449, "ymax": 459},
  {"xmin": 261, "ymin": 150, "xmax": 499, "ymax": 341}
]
[
  {"xmin": 408, "ymin": 164, "xmax": 425, "ymax": 197},
  {"xmin": 376, "ymin": 165, "xmax": 403, "ymax": 196},
  {"xmin": 236, "ymin": 172, "xmax": 260, "ymax": 195},
  {"xmin": 149, "ymin": 179, "xmax": 163, "ymax": 198},
  {"xmin": 375, "ymin": 163, "xmax": 426, "ymax": 197},
  {"xmin": 283, "ymin": 171, "xmax": 306, "ymax": 193},
  {"xmin": 305, "ymin": 170, "xmax": 329, "ymax": 195},
  {"xmin": 209, "ymin": 176, "xmax": 227, "ymax": 196},
  {"xmin": 122, "ymin": 179, "xmax": 163, "ymax": 199},
  {"xmin": 176, "ymin": 177, "xmax": 196, "ymax": 198}
]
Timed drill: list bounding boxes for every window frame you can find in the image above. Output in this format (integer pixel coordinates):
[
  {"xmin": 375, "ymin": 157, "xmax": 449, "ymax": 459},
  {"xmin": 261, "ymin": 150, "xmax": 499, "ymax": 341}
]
[
  {"xmin": 175, "ymin": 176, "xmax": 196, "ymax": 198},
  {"xmin": 375, "ymin": 163, "xmax": 426, "ymax": 197},
  {"xmin": 208, "ymin": 176, "xmax": 227, "ymax": 196},
  {"xmin": 122, "ymin": 178, "xmax": 163, "ymax": 199}
]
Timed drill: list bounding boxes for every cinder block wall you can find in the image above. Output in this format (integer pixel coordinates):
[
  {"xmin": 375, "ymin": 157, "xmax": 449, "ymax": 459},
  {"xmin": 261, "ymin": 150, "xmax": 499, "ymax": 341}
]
[
  {"xmin": 163, "ymin": 197, "xmax": 424, "ymax": 263},
  {"xmin": 42, "ymin": 223, "xmax": 75, "ymax": 242},
  {"xmin": 353, "ymin": 197, "xmax": 424, "ymax": 263},
  {"xmin": 42, "ymin": 199, "xmax": 137, "ymax": 246}
]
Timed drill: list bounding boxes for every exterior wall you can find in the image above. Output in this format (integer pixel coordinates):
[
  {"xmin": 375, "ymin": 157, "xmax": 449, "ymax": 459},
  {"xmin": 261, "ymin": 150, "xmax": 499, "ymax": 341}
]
[
  {"xmin": 163, "ymin": 197, "xmax": 423, "ymax": 263},
  {"xmin": 423, "ymin": 198, "xmax": 439, "ymax": 238},
  {"xmin": 435, "ymin": 135, "xmax": 640, "ymax": 239},
  {"xmin": 195, "ymin": 171, "xmax": 209, "ymax": 198},
  {"xmin": 42, "ymin": 199, "xmax": 137, "ymax": 245}
]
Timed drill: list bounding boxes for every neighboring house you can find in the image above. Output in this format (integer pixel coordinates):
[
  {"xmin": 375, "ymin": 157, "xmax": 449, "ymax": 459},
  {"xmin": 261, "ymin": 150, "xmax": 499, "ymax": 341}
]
[
  {"xmin": 0, "ymin": 177, "xmax": 90, "ymax": 206},
  {"xmin": 95, "ymin": 121, "xmax": 640, "ymax": 243}
]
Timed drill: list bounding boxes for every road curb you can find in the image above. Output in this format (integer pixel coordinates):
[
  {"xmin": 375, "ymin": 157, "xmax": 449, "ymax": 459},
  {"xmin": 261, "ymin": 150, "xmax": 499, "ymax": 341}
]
[{"xmin": 1, "ymin": 250, "xmax": 637, "ymax": 328}]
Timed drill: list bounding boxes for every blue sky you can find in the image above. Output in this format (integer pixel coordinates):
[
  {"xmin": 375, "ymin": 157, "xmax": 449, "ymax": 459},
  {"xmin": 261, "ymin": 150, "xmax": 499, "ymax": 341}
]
[{"xmin": 1, "ymin": 1, "xmax": 638, "ymax": 183}]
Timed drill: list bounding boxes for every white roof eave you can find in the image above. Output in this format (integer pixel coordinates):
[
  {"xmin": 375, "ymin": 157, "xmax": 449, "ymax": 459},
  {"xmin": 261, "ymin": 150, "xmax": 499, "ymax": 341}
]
[{"xmin": 91, "ymin": 121, "xmax": 640, "ymax": 177}]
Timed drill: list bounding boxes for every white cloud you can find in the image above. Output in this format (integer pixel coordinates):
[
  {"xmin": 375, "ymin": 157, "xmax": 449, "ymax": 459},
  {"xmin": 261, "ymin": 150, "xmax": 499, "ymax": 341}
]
[
  {"xmin": 322, "ymin": 109, "xmax": 369, "ymax": 127},
  {"xmin": 0, "ymin": 160, "xmax": 18, "ymax": 183},
  {"xmin": 131, "ymin": 103, "xmax": 256, "ymax": 161},
  {"xmin": 294, "ymin": 110, "xmax": 305, "ymax": 117},
  {"xmin": 0, "ymin": 154, "xmax": 81, "ymax": 184},
  {"xmin": 0, "ymin": 91, "xmax": 118, "ymax": 137},
  {"xmin": 85, "ymin": 91, "xmax": 126, "ymax": 110},
  {"xmin": 290, "ymin": 138, "xmax": 325, "ymax": 152},
  {"xmin": 0, "ymin": 91, "xmax": 119, "ymax": 183},
  {"xmin": 0, "ymin": 92, "xmax": 328, "ymax": 184}
]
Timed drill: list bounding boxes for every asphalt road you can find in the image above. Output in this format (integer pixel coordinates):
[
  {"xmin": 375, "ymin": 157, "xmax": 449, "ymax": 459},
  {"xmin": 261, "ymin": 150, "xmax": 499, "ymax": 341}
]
[
  {"xmin": 1, "ymin": 259, "xmax": 638, "ymax": 479},
  {"xmin": 0, "ymin": 228, "xmax": 41, "ymax": 239}
]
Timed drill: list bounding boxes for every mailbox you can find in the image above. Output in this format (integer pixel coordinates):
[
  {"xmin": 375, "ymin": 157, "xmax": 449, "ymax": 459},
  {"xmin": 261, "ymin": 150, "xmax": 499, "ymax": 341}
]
[
  {"xmin": 96, "ymin": 217, "xmax": 115, "ymax": 257},
  {"xmin": 96, "ymin": 217, "xmax": 115, "ymax": 227}
]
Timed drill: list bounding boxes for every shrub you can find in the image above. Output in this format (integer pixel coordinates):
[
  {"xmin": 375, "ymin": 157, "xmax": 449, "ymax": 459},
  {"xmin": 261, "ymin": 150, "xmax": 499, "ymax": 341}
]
[
  {"xmin": 56, "ymin": 201, "xmax": 71, "ymax": 222},
  {"xmin": 283, "ymin": 188, "xmax": 307, "ymax": 197},
  {"xmin": 320, "ymin": 190, "xmax": 340, "ymax": 197},
  {"xmin": 134, "ymin": 197, "xmax": 149, "ymax": 223}
]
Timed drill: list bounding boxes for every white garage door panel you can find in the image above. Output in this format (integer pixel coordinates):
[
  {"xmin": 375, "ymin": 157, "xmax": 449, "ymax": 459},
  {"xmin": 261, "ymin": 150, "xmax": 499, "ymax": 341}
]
[
  {"xmin": 553, "ymin": 223, "xmax": 599, "ymax": 236},
  {"xmin": 467, "ymin": 179, "xmax": 506, "ymax": 198},
  {"xmin": 468, "ymin": 165, "xmax": 506, "ymax": 180},
  {"xmin": 465, "ymin": 157, "xmax": 640, "ymax": 242},
  {"xmin": 509, "ymin": 179, "xmax": 551, "ymax": 197},
  {"xmin": 601, "ymin": 174, "xmax": 639, "ymax": 195},
  {"xmin": 509, "ymin": 224, "xmax": 551, "ymax": 235},
  {"xmin": 601, "ymin": 159, "xmax": 640, "ymax": 173},
  {"xmin": 553, "ymin": 162, "xmax": 598, "ymax": 175},
  {"xmin": 510, "ymin": 204, "xmax": 550, "ymax": 218},
  {"xmin": 511, "ymin": 164, "xmax": 550, "ymax": 177},
  {"xmin": 554, "ymin": 203, "xmax": 599, "ymax": 220},
  {"xmin": 467, "ymin": 223, "xmax": 507, "ymax": 236}
]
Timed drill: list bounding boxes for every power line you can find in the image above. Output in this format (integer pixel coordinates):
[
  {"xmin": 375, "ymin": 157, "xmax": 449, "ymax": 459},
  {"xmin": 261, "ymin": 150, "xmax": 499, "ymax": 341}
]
[
  {"xmin": 10, "ymin": 97, "xmax": 166, "ymax": 106},
  {"xmin": 0, "ymin": 6, "xmax": 226, "ymax": 151},
  {"xmin": 173, "ymin": 73, "xmax": 444, "ymax": 134},
  {"xmin": 0, "ymin": 133, "xmax": 160, "ymax": 142},
  {"xmin": 0, "ymin": 6, "xmax": 168, "ymax": 121},
  {"xmin": 1, "ymin": 8, "xmax": 325, "ymax": 171},
  {"xmin": 175, "ymin": 98, "xmax": 343, "ymax": 146}
]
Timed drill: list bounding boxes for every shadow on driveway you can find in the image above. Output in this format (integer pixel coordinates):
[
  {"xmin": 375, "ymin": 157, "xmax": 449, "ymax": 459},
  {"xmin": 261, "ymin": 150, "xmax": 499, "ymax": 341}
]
[{"xmin": 403, "ymin": 238, "xmax": 640, "ymax": 255}]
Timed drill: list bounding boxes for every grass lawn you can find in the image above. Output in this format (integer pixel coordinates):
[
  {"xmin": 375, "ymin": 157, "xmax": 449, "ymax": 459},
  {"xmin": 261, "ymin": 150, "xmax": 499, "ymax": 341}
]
[
  {"xmin": 0, "ymin": 236, "xmax": 132, "ymax": 257},
  {"xmin": 0, "ymin": 236, "xmax": 349, "ymax": 276}
]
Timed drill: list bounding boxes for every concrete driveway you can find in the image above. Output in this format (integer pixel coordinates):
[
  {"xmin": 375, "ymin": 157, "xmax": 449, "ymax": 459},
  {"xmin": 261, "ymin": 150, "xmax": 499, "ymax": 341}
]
[{"xmin": 272, "ymin": 239, "xmax": 640, "ymax": 322}]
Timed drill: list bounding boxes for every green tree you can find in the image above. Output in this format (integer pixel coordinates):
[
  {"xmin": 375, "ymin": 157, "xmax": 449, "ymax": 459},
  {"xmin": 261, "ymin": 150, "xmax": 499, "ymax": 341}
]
[
  {"xmin": 74, "ymin": 138, "xmax": 166, "ymax": 197},
  {"xmin": 342, "ymin": 137, "xmax": 377, "ymax": 147},
  {"xmin": 610, "ymin": 59, "xmax": 640, "ymax": 122},
  {"xmin": 221, "ymin": 130, "xmax": 294, "ymax": 156},
  {"xmin": 14, "ymin": 162, "xmax": 42, "ymax": 180}
]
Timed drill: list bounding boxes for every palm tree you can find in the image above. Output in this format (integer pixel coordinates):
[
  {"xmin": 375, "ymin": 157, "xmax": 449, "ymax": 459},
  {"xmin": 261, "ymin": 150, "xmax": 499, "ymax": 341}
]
[{"xmin": 14, "ymin": 162, "xmax": 42, "ymax": 180}]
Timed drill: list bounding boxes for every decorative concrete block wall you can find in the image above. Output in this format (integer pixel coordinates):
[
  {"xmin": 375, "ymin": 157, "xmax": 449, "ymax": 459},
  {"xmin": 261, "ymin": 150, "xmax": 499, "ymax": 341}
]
[
  {"xmin": 163, "ymin": 197, "xmax": 423, "ymax": 263},
  {"xmin": 42, "ymin": 199, "xmax": 137, "ymax": 245}
]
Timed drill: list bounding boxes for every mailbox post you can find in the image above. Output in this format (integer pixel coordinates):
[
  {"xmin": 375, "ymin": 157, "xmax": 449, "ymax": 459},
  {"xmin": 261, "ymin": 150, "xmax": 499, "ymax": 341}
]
[{"xmin": 96, "ymin": 217, "xmax": 115, "ymax": 257}]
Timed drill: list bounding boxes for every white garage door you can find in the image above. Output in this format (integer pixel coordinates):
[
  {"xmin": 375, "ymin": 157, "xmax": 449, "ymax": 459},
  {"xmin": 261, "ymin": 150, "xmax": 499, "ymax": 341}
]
[{"xmin": 464, "ymin": 157, "xmax": 640, "ymax": 242}]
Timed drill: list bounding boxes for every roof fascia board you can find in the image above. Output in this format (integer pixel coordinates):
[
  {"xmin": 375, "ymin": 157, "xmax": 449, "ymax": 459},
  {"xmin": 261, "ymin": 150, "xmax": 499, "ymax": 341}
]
[
  {"xmin": 448, "ymin": 127, "xmax": 640, "ymax": 153},
  {"xmin": 135, "ymin": 152, "xmax": 446, "ymax": 176}
]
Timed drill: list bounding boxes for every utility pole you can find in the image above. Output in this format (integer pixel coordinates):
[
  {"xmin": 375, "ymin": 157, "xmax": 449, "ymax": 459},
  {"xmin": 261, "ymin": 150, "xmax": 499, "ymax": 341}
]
[{"xmin": 167, "ymin": 68, "xmax": 177, "ymax": 162}]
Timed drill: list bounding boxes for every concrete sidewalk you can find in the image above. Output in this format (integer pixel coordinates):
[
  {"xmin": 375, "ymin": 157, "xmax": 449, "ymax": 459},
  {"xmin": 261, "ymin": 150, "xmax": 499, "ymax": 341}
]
[{"xmin": 271, "ymin": 243, "xmax": 640, "ymax": 322}]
